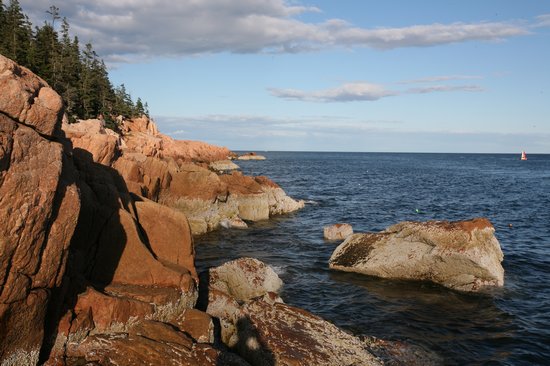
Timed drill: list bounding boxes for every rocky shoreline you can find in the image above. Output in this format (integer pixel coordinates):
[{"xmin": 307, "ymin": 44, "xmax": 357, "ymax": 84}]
[
  {"xmin": 62, "ymin": 115, "xmax": 304, "ymax": 236},
  {"xmin": 1, "ymin": 54, "xmax": 502, "ymax": 365},
  {"xmin": 0, "ymin": 53, "xmax": 380, "ymax": 366}
]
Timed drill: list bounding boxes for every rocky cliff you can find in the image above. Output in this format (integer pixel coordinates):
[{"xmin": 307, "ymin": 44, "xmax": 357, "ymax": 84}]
[
  {"xmin": 0, "ymin": 53, "xmax": 210, "ymax": 365},
  {"xmin": 0, "ymin": 54, "xmax": 81, "ymax": 365},
  {"xmin": 1, "ymin": 54, "xmax": 438, "ymax": 365}
]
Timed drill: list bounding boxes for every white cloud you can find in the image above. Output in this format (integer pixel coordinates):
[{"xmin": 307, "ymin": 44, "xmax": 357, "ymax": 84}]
[
  {"xmin": 332, "ymin": 22, "xmax": 530, "ymax": 50},
  {"xmin": 269, "ymin": 82, "xmax": 396, "ymax": 102},
  {"xmin": 19, "ymin": 0, "xmax": 536, "ymax": 62},
  {"xmin": 269, "ymin": 81, "xmax": 483, "ymax": 103}
]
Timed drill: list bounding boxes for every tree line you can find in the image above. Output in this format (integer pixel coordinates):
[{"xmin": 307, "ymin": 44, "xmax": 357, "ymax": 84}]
[{"xmin": 0, "ymin": 0, "xmax": 148, "ymax": 128}]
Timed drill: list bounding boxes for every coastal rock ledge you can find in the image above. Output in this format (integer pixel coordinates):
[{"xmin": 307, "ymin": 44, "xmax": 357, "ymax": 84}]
[
  {"xmin": 329, "ymin": 218, "xmax": 505, "ymax": 292},
  {"xmin": 198, "ymin": 258, "xmax": 440, "ymax": 365},
  {"xmin": 62, "ymin": 117, "xmax": 304, "ymax": 236}
]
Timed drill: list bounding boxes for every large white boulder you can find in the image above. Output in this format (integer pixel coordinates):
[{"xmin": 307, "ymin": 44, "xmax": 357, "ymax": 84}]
[{"xmin": 329, "ymin": 218, "xmax": 504, "ymax": 292}]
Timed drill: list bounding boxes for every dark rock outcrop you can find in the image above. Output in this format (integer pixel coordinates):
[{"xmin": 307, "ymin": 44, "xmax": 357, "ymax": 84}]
[
  {"xmin": 329, "ymin": 218, "xmax": 504, "ymax": 292},
  {"xmin": 44, "ymin": 129, "xmax": 201, "ymax": 364}
]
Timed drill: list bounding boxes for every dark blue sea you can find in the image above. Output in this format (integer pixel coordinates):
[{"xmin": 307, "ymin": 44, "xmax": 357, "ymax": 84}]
[{"xmin": 195, "ymin": 152, "xmax": 550, "ymax": 365}]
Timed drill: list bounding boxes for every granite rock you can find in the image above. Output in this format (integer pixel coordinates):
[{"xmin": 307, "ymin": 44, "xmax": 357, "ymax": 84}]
[{"xmin": 329, "ymin": 218, "xmax": 504, "ymax": 292}]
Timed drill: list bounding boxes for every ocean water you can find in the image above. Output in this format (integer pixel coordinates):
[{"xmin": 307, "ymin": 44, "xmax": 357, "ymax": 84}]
[{"xmin": 195, "ymin": 152, "xmax": 550, "ymax": 365}]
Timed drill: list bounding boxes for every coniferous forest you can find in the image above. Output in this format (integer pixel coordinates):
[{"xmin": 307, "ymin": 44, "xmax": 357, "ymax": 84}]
[{"xmin": 0, "ymin": 0, "xmax": 148, "ymax": 128}]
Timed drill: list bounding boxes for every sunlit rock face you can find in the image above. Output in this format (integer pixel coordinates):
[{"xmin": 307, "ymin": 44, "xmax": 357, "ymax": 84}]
[
  {"xmin": 63, "ymin": 115, "xmax": 303, "ymax": 236},
  {"xmin": 0, "ymin": 54, "xmax": 80, "ymax": 365}
]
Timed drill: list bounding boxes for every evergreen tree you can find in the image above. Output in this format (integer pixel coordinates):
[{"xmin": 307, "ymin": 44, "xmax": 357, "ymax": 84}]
[
  {"xmin": 0, "ymin": 1, "xmax": 5, "ymax": 52},
  {"xmin": 31, "ymin": 23, "xmax": 59, "ymax": 84},
  {"xmin": 80, "ymin": 42, "xmax": 100, "ymax": 118},
  {"xmin": 46, "ymin": 5, "xmax": 60, "ymax": 28},
  {"xmin": 0, "ymin": 3, "xmax": 150, "ymax": 124},
  {"xmin": 58, "ymin": 20, "xmax": 83, "ymax": 120},
  {"xmin": 114, "ymin": 84, "xmax": 135, "ymax": 118},
  {"xmin": 1, "ymin": 0, "xmax": 32, "ymax": 64},
  {"xmin": 94, "ymin": 59, "xmax": 116, "ymax": 123},
  {"xmin": 144, "ymin": 102, "xmax": 150, "ymax": 117},
  {"xmin": 135, "ymin": 97, "xmax": 145, "ymax": 116}
]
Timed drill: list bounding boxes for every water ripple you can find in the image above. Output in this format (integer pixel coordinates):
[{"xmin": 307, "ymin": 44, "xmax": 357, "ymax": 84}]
[{"xmin": 196, "ymin": 152, "xmax": 550, "ymax": 365}]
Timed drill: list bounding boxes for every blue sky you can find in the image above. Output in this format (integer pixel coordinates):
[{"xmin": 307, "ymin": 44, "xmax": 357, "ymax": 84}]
[{"xmin": 20, "ymin": 0, "xmax": 550, "ymax": 152}]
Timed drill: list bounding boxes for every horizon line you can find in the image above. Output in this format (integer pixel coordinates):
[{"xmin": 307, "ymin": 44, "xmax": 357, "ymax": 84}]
[{"xmin": 230, "ymin": 149, "xmax": 549, "ymax": 155}]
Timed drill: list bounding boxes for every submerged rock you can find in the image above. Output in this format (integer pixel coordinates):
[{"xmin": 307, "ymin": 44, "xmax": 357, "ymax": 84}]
[
  {"xmin": 221, "ymin": 217, "xmax": 249, "ymax": 229},
  {"xmin": 329, "ymin": 218, "xmax": 504, "ymax": 292},
  {"xmin": 324, "ymin": 223, "xmax": 354, "ymax": 241},
  {"xmin": 361, "ymin": 336, "xmax": 443, "ymax": 366}
]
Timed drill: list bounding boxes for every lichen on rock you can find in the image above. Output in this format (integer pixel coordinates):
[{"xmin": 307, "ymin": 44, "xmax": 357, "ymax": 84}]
[{"xmin": 329, "ymin": 218, "xmax": 505, "ymax": 292}]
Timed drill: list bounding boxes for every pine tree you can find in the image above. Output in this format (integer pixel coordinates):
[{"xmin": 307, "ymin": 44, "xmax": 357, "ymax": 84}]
[
  {"xmin": 32, "ymin": 23, "xmax": 59, "ymax": 84},
  {"xmin": 144, "ymin": 102, "xmax": 150, "ymax": 117},
  {"xmin": 0, "ymin": 1, "xmax": 6, "ymax": 52},
  {"xmin": 114, "ymin": 84, "xmax": 135, "ymax": 118},
  {"xmin": 80, "ymin": 42, "xmax": 99, "ymax": 118},
  {"xmin": 0, "ymin": 3, "xmax": 151, "ymax": 123},
  {"xmin": 135, "ymin": 97, "xmax": 145, "ymax": 116},
  {"xmin": 2, "ymin": 0, "xmax": 32, "ymax": 64},
  {"xmin": 58, "ymin": 20, "xmax": 83, "ymax": 120},
  {"xmin": 45, "ymin": 5, "xmax": 61, "ymax": 88}
]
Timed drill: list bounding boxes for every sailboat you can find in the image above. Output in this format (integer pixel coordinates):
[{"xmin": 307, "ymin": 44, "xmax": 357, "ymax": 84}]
[{"xmin": 521, "ymin": 151, "xmax": 527, "ymax": 161}]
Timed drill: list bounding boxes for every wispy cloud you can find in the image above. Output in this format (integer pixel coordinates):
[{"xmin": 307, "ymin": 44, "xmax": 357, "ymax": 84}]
[
  {"xmin": 268, "ymin": 83, "xmax": 396, "ymax": 102},
  {"xmin": 532, "ymin": 14, "xmax": 550, "ymax": 28},
  {"xmin": 269, "ymin": 81, "xmax": 484, "ymax": 103},
  {"xmin": 154, "ymin": 114, "xmax": 550, "ymax": 153},
  {"xmin": 405, "ymin": 84, "xmax": 485, "ymax": 94},
  {"xmin": 157, "ymin": 114, "xmax": 403, "ymax": 141},
  {"xmin": 19, "ymin": 0, "xmax": 540, "ymax": 62},
  {"xmin": 399, "ymin": 75, "xmax": 484, "ymax": 84},
  {"xmin": 323, "ymin": 20, "xmax": 530, "ymax": 50},
  {"xmin": 158, "ymin": 114, "xmax": 401, "ymax": 129}
]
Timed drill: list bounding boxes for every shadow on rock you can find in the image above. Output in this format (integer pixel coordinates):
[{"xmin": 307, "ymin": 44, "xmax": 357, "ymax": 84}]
[
  {"xmin": 40, "ymin": 146, "xmax": 131, "ymax": 362},
  {"xmin": 231, "ymin": 316, "xmax": 276, "ymax": 366}
]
